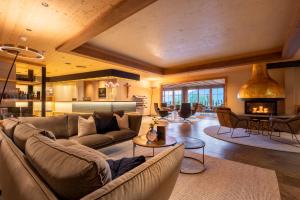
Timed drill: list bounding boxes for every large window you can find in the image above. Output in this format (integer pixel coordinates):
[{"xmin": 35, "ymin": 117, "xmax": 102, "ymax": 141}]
[
  {"xmin": 212, "ymin": 87, "xmax": 224, "ymax": 106},
  {"xmin": 162, "ymin": 90, "xmax": 173, "ymax": 105},
  {"xmin": 174, "ymin": 90, "xmax": 182, "ymax": 105},
  {"xmin": 188, "ymin": 89, "xmax": 198, "ymax": 103},
  {"xmin": 199, "ymin": 88, "xmax": 210, "ymax": 106}
]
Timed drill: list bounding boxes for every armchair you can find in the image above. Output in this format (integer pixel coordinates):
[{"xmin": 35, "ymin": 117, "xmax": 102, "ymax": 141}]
[
  {"xmin": 178, "ymin": 103, "xmax": 192, "ymax": 122},
  {"xmin": 216, "ymin": 107, "xmax": 250, "ymax": 138},
  {"xmin": 154, "ymin": 103, "xmax": 169, "ymax": 119},
  {"xmin": 271, "ymin": 116, "xmax": 300, "ymax": 144}
]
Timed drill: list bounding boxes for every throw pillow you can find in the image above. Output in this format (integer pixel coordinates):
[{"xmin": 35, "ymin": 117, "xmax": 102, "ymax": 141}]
[
  {"xmin": 107, "ymin": 156, "xmax": 146, "ymax": 179},
  {"xmin": 93, "ymin": 113, "xmax": 120, "ymax": 134},
  {"xmin": 114, "ymin": 114, "xmax": 129, "ymax": 129},
  {"xmin": 78, "ymin": 116, "xmax": 97, "ymax": 137}
]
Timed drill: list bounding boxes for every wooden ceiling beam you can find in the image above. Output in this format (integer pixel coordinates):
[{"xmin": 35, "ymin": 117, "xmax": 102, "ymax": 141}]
[
  {"xmin": 72, "ymin": 43, "xmax": 163, "ymax": 74},
  {"xmin": 163, "ymin": 51, "xmax": 283, "ymax": 75},
  {"xmin": 282, "ymin": 6, "xmax": 300, "ymax": 58},
  {"xmin": 56, "ymin": 0, "xmax": 158, "ymax": 52}
]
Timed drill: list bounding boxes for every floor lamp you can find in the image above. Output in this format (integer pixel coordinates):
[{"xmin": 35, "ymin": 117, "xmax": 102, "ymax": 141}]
[
  {"xmin": 0, "ymin": 44, "xmax": 44, "ymax": 109},
  {"xmin": 149, "ymin": 86, "xmax": 157, "ymax": 116}
]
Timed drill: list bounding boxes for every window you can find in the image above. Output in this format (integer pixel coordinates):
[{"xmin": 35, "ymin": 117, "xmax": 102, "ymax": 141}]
[
  {"xmin": 174, "ymin": 90, "xmax": 182, "ymax": 105},
  {"xmin": 212, "ymin": 87, "xmax": 224, "ymax": 106},
  {"xmin": 188, "ymin": 89, "xmax": 198, "ymax": 103},
  {"xmin": 162, "ymin": 90, "xmax": 173, "ymax": 105},
  {"xmin": 199, "ymin": 88, "xmax": 210, "ymax": 106}
]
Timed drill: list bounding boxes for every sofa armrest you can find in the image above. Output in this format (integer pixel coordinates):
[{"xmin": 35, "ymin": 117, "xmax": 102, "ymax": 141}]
[
  {"xmin": 128, "ymin": 115, "xmax": 142, "ymax": 134},
  {"xmin": 81, "ymin": 144, "xmax": 184, "ymax": 200}
]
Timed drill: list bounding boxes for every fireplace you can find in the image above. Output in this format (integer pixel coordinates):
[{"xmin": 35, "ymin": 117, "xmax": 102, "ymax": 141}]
[{"xmin": 245, "ymin": 100, "xmax": 277, "ymax": 115}]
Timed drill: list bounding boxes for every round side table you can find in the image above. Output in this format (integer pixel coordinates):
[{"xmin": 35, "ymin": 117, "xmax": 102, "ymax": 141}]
[
  {"xmin": 132, "ymin": 135, "xmax": 177, "ymax": 157},
  {"xmin": 176, "ymin": 136, "xmax": 206, "ymax": 174}
]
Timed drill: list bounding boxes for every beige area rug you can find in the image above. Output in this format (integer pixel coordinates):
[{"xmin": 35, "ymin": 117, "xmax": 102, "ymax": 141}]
[
  {"xmin": 99, "ymin": 141, "xmax": 281, "ymax": 200},
  {"xmin": 204, "ymin": 125, "xmax": 300, "ymax": 153}
]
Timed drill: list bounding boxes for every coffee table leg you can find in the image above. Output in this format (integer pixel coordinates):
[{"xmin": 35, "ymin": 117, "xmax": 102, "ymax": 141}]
[
  {"xmin": 181, "ymin": 147, "xmax": 206, "ymax": 174},
  {"xmin": 133, "ymin": 143, "xmax": 136, "ymax": 157},
  {"xmin": 152, "ymin": 148, "xmax": 155, "ymax": 157}
]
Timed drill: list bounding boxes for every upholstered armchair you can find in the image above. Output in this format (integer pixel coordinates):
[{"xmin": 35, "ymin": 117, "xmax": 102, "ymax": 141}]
[
  {"xmin": 178, "ymin": 103, "xmax": 192, "ymax": 122},
  {"xmin": 191, "ymin": 103, "xmax": 198, "ymax": 115},
  {"xmin": 271, "ymin": 116, "xmax": 300, "ymax": 144},
  {"xmin": 154, "ymin": 103, "xmax": 169, "ymax": 119},
  {"xmin": 216, "ymin": 107, "xmax": 250, "ymax": 138}
]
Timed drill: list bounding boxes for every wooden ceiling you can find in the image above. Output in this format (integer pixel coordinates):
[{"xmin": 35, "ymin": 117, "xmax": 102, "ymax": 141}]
[
  {"xmin": 0, "ymin": 0, "xmax": 158, "ymax": 77},
  {"xmin": 1, "ymin": 0, "xmax": 300, "ymax": 77}
]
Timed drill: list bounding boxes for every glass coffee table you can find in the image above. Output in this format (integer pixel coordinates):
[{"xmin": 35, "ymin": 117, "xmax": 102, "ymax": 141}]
[
  {"xmin": 176, "ymin": 136, "xmax": 206, "ymax": 174},
  {"xmin": 132, "ymin": 135, "xmax": 177, "ymax": 157}
]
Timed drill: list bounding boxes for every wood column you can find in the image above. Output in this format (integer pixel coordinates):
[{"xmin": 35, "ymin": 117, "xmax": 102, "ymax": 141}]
[{"xmin": 41, "ymin": 67, "xmax": 46, "ymax": 117}]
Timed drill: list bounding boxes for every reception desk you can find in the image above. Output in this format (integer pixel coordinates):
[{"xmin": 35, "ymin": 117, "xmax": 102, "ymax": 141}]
[
  {"xmin": 72, "ymin": 101, "xmax": 136, "ymax": 113},
  {"xmin": 29, "ymin": 101, "xmax": 137, "ymax": 115}
]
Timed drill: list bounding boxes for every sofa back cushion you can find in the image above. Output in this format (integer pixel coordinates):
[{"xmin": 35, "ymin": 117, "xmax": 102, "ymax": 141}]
[
  {"xmin": 67, "ymin": 113, "xmax": 91, "ymax": 137},
  {"xmin": 1, "ymin": 118, "xmax": 19, "ymax": 138},
  {"xmin": 13, "ymin": 123, "xmax": 56, "ymax": 152},
  {"xmin": 25, "ymin": 134, "xmax": 112, "ymax": 200},
  {"xmin": 13, "ymin": 123, "xmax": 41, "ymax": 152},
  {"xmin": 19, "ymin": 116, "xmax": 68, "ymax": 139}
]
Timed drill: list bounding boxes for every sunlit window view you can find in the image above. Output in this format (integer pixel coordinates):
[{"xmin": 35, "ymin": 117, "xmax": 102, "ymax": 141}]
[
  {"xmin": 162, "ymin": 90, "xmax": 173, "ymax": 105},
  {"xmin": 174, "ymin": 90, "xmax": 182, "ymax": 105}
]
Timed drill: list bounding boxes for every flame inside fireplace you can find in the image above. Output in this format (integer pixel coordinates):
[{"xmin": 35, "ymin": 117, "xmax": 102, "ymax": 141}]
[{"xmin": 252, "ymin": 106, "xmax": 269, "ymax": 114}]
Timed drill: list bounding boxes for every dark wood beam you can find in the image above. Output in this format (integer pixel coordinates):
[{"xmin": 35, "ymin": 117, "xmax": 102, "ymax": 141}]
[
  {"xmin": 47, "ymin": 69, "xmax": 140, "ymax": 82},
  {"xmin": 163, "ymin": 51, "xmax": 283, "ymax": 75},
  {"xmin": 57, "ymin": 0, "xmax": 158, "ymax": 52},
  {"xmin": 267, "ymin": 60, "xmax": 300, "ymax": 69},
  {"xmin": 282, "ymin": 6, "xmax": 300, "ymax": 58},
  {"xmin": 72, "ymin": 43, "xmax": 163, "ymax": 74}
]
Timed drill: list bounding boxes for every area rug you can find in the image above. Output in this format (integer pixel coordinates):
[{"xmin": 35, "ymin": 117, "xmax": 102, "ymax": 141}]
[
  {"xmin": 99, "ymin": 141, "xmax": 281, "ymax": 200},
  {"xmin": 204, "ymin": 125, "xmax": 300, "ymax": 153}
]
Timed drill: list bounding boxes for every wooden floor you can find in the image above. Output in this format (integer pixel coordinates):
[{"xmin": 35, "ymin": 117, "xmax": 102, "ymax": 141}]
[{"xmin": 165, "ymin": 116, "xmax": 300, "ymax": 200}]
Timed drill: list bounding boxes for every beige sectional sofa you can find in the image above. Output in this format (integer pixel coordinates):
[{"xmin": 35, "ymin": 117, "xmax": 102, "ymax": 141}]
[{"xmin": 0, "ymin": 114, "xmax": 184, "ymax": 200}]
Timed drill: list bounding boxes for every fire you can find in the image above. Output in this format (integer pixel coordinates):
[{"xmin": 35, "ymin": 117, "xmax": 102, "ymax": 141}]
[{"xmin": 252, "ymin": 106, "xmax": 269, "ymax": 114}]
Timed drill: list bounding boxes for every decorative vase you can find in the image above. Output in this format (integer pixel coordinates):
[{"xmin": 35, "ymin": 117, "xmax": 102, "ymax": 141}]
[{"xmin": 146, "ymin": 128, "xmax": 158, "ymax": 143}]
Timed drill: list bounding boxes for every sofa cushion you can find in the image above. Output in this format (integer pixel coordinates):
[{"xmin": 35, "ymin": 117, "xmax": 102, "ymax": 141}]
[
  {"xmin": 19, "ymin": 116, "xmax": 68, "ymax": 139},
  {"xmin": 78, "ymin": 116, "xmax": 97, "ymax": 137},
  {"xmin": 105, "ymin": 129, "xmax": 137, "ymax": 142},
  {"xmin": 1, "ymin": 118, "xmax": 19, "ymax": 138},
  {"xmin": 114, "ymin": 114, "xmax": 129, "ymax": 129},
  {"xmin": 25, "ymin": 134, "xmax": 112, "ymax": 200},
  {"xmin": 13, "ymin": 123, "xmax": 41, "ymax": 152},
  {"xmin": 93, "ymin": 113, "xmax": 120, "ymax": 134},
  {"xmin": 67, "ymin": 114, "xmax": 91, "ymax": 137},
  {"xmin": 70, "ymin": 134, "xmax": 113, "ymax": 148},
  {"xmin": 56, "ymin": 139, "xmax": 78, "ymax": 147}
]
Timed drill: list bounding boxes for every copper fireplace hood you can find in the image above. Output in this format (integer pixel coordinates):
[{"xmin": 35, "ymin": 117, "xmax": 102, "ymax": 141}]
[{"xmin": 238, "ymin": 63, "xmax": 285, "ymax": 100}]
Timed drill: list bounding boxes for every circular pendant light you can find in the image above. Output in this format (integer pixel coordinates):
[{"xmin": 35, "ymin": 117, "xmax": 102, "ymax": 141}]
[{"xmin": 0, "ymin": 44, "xmax": 44, "ymax": 60}]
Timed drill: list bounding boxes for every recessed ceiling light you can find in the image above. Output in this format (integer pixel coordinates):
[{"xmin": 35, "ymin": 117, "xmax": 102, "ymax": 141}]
[
  {"xmin": 26, "ymin": 28, "xmax": 32, "ymax": 32},
  {"xmin": 20, "ymin": 36, "xmax": 27, "ymax": 42},
  {"xmin": 41, "ymin": 2, "xmax": 49, "ymax": 7}
]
